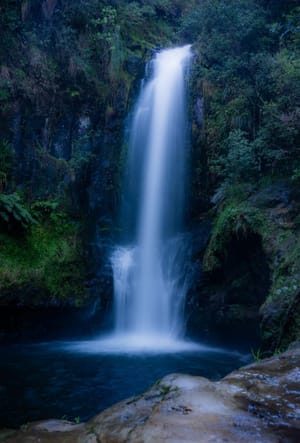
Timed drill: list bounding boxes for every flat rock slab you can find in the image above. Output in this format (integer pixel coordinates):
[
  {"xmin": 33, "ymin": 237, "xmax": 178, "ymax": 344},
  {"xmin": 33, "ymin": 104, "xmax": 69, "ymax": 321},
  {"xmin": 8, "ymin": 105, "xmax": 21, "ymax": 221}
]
[{"xmin": 2, "ymin": 348, "xmax": 300, "ymax": 443}]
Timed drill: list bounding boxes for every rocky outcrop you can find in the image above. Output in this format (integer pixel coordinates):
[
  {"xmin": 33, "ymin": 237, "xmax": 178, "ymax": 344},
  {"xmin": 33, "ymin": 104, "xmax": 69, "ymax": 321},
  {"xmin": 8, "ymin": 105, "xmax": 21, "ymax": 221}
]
[
  {"xmin": 189, "ymin": 180, "xmax": 300, "ymax": 350},
  {"xmin": 2, "ymin": 347, "xmax": 299, "ymax": 442},
  {"xmin": 0, "ymin": 1, "xmax": 143, "ymax": 326},
  {"xmin": 187, "ymin": 227, "xmax": 270, "ymax": 346}
]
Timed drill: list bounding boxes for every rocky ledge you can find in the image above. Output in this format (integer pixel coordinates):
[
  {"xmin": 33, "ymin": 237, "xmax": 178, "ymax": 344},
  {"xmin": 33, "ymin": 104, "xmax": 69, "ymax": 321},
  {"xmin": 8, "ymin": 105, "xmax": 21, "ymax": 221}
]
[{"xmin": 1, "ymin": 347, "xmax": 300, "ymax": 443}]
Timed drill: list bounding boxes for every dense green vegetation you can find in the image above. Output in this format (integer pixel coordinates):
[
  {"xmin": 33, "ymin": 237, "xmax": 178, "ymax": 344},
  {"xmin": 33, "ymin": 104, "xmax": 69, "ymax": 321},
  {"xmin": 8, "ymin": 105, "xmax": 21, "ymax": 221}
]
[
  {"xmin": 0, "ymin": 201, "xmax": 85, "ymax": 303},
  {"xmin": 183, "ymin": 0, "xmax": 300, "ymax": 189}
]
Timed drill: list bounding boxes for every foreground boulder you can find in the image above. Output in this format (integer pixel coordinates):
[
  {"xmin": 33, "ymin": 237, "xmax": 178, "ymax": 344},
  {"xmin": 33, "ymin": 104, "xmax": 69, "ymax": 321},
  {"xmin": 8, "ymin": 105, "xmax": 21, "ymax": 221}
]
[{"xmin": 2, "ymin": 347, "xmax": 300, "ymax": 442}]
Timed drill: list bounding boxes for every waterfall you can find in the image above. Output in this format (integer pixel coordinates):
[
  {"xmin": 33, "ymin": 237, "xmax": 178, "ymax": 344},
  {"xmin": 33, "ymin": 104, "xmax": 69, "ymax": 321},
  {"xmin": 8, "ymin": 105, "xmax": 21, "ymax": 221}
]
[{"xmin": 111, "ymin": 45, "xmax": 193, "ymax": 348}]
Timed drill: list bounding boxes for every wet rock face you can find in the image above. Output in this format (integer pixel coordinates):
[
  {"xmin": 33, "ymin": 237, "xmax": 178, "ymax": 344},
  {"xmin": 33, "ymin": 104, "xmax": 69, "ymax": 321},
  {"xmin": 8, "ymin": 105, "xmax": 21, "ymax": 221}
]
[
  {"xmin": 1, "ymin": 74, "xmax": 129, "ymax": 313},
  {"xmin": 224, "ymin": 348, "xmax": 300, "ymax": 439},
  {"xmin": 3, "ymin": 347, "xmax": 300, "ymax": 442},
  {"xmin": 188, "ymin": 230, "xmax": 271, "ymax": 346}
]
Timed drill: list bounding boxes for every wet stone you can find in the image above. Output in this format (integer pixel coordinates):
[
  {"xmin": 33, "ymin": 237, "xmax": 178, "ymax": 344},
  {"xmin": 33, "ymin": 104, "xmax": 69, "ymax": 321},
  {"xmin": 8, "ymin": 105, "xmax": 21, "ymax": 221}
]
[{"xmin": 2, "ymin": 347, "xmax": 300, "ymax": 443}]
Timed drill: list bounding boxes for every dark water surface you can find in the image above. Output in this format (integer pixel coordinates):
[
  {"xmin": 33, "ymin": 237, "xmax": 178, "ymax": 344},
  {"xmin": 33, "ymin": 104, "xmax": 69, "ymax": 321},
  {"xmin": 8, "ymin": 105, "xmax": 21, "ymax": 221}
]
[{"xmin": 0, "ymin": 340, "xmax": 250, "ymax": 428}]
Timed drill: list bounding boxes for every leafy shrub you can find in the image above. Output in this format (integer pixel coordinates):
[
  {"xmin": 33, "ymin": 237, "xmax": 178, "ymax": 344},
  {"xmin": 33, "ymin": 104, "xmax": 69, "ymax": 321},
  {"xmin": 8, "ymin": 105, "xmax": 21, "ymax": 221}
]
[
  {"xmin": 226, "ymin": 130, "xmax": 258, "ymax": 181},
  {"xmin": 31, "ymin": 199, "xmax": 59, "ymax": 220},
  {"xmin": 0, "ymin": 193, "xmax": 36, "ymax": 229}
]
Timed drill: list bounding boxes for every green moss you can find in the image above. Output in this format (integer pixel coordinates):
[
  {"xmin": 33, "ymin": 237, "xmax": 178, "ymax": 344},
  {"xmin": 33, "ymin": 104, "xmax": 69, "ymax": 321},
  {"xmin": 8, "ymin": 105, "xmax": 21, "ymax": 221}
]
[
  {"xmin": 203, "ymin": 201, "xmax": 267, "ymax": 272},
  {"xmin": 0, "ymin": 206, "xmax": 86, "ymax": 304}
]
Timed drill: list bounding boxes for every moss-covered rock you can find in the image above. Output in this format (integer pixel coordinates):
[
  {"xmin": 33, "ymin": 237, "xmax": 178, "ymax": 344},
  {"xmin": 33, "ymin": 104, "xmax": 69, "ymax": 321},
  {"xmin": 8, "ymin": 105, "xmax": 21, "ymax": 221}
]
[
  {"xmin": 0, "ymin": 203, "xmax": 86, "ymax": 305},
  {"xmin": 201, "ymin": 180, "xmax": 300, "ymax": 351}
]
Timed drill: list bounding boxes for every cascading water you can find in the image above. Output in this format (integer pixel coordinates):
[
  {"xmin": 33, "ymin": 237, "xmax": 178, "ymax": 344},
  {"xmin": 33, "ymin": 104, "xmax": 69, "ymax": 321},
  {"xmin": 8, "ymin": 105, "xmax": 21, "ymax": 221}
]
[{"xmin": 110, "ymin": 45, "xmax": 193, "ymax": 349}]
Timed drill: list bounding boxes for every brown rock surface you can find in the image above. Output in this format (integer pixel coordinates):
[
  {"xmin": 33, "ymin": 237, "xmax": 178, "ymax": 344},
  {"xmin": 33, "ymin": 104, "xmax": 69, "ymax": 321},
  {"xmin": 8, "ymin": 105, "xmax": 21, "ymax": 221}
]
[{"xmin": 2, "ymin": 347, "xmax": 300, "ymax": 443}]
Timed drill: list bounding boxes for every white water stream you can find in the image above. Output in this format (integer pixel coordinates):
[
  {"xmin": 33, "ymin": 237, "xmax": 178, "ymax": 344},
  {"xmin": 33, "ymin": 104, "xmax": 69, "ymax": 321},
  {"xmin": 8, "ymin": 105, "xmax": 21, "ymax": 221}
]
[{"xmin": 110, "ymin": 45, "xmax": 193, "ymax": 350}]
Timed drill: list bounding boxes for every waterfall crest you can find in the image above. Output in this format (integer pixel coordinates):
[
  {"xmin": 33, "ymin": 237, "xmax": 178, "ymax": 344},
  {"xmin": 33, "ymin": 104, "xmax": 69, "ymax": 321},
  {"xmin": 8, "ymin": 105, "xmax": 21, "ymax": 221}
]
[{"xmin": 111, "ymin": 45, "xmax": 193, "ymax": 349}]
